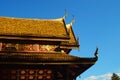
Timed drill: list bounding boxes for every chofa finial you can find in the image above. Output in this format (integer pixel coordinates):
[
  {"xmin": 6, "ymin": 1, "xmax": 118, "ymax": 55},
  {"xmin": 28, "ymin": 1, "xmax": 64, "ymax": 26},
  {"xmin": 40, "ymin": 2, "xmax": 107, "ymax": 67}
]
[
  {"xmin": 63, "ymin": 9, "xmax": 68, "ymax": 19},
  {"xmin": 70, "ymin": 15, "xmax": 75, "ymax": 26},
  {"xmin": 94, "ymin": 47, "xmax": 98, "ymax": 59}
]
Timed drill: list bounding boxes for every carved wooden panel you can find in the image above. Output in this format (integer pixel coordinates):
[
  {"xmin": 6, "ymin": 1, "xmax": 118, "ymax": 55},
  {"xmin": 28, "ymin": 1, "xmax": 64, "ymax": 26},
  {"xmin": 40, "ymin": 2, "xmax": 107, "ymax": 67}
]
[{"xmin": 0, "ymin": 69, "xmax": 53, "ymax": 80}]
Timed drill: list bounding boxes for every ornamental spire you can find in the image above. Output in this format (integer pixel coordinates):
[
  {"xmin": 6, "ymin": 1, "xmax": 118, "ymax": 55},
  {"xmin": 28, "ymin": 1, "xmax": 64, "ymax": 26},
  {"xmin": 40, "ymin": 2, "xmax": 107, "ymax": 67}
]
[
  {"xmin": 63, "ymin": 9, "xmax": 68, "ymax": 19},
  {"xmin": 70, "ymin": 15, "xmax": 75, "ymax": 26},
  {"xmin": 66, "ymin": 15, "xmax": 75, "ymax": 34}
]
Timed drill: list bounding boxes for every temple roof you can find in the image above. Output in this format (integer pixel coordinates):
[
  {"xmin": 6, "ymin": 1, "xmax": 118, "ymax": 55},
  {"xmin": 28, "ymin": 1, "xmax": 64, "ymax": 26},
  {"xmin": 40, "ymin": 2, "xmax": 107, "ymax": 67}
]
[
  {"xmin": 0, "ymin": 51, "xmax": 97, "ymax": 77},
  {"xmin": 0, "ymin": 16, "xmax": 97, "ymax": 78},
  {"xmin": 0, "ymin": 16, "xmax": 79, "ymax": 48},
  {"xmin": 0, "ymin": 52, "xmax": 97, "ymax": 64},
  {"xmin": 0, "ymin": 17, "xmax": 69, "ymax": 41}
]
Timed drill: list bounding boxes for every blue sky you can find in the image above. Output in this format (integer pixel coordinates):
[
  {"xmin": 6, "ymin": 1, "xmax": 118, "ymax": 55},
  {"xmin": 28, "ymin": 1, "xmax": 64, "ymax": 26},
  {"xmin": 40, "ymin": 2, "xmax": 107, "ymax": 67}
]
[{"xmin": 0, "ymin": 0, "xmax": 120, "ymax": 80}]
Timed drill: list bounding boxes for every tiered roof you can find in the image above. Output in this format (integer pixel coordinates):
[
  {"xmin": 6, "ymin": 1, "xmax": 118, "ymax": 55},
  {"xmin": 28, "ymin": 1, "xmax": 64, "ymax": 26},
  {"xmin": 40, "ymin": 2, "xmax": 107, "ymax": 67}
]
[
  {"xmin": 0, "ymin": 16, "xmax": 98, "ymax": 78},
  {"xmin": 61, "ymin": 23, "xmax": 79, "ymax": 49},
  {"xmin": 0, "ymin": 16, "xmax": 79, "ymax": 48}
]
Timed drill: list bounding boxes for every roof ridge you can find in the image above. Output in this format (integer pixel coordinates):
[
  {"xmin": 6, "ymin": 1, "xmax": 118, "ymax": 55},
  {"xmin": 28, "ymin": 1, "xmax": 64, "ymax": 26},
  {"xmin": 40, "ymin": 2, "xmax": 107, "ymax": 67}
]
[{"xmin": 0, "ymin": 16, "xmax": 64, "ymax": 21}]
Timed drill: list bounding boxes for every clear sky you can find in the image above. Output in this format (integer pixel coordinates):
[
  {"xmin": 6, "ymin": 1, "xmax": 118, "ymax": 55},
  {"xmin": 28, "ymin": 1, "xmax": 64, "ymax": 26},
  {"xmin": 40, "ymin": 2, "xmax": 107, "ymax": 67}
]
[{"xmin": 0, "ymin": 0, "xmax": 120, "ymax": 80}]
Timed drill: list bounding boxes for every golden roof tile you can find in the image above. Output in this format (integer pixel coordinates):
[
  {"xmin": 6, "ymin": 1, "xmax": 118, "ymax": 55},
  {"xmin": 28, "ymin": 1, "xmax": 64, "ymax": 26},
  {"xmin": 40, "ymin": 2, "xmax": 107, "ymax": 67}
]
[{"xmin": 0, "ymin": 17, "xmax": 69, "ymax": 41}]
